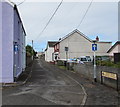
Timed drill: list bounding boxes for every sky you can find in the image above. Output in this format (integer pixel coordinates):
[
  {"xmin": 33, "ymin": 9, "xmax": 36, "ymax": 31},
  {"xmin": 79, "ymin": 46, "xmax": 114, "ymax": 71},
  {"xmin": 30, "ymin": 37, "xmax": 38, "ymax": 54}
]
[{"xmin": 12, "ymin": 0, "xmax": 118, "ymax": 52}]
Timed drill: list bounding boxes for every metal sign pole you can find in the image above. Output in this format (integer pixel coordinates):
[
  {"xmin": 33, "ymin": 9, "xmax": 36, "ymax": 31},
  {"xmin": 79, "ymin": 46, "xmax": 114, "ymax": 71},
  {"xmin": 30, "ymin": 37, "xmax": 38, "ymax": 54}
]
[
  {"xmin": 94, "ymin": 50, "xmax": 97, "ymax": 82},
  {"xmin": 92, "ymin": 41, "xmax": 97, "ymax": 82}
]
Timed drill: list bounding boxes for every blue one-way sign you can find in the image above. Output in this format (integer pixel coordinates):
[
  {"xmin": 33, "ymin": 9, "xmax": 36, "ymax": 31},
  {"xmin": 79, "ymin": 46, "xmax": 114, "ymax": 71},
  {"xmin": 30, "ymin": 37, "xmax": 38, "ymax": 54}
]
[
  {"xmin": 92, "ymin": 44, "xmax": 97, "ymax": 51},
  {"xmin": 14, "ymin": 45, "xmax": 18, "ymax": 52}
]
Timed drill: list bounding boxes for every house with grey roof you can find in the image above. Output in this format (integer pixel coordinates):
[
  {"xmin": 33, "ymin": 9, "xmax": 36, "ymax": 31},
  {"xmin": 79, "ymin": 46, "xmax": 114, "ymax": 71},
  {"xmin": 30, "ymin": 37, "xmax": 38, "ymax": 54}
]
[
  {"xmin": 107, "ymin": 41, "xmax": 120, "ymax": 62},
  {"xmin": 107, "ymin": 41, "xmax": 120, "ymax": 56},
  {"xmin": 53, "ymin": 29, "xmax": 112, "ymax": 60}
]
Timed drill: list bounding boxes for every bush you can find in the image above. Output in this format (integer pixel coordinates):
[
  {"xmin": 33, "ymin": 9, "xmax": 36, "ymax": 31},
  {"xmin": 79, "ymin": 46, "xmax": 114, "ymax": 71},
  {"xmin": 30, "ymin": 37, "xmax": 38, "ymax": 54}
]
[
  {"xmin": 96, "ymin": 60, "xmax": 120, "ymax": 68},
  {"xmin": 57, "ymin": 60, "xmax": 64, "ymax": 66},
  {"xmin": 114, "ymin": 62, "xmax": 120, "ymax": 68}
]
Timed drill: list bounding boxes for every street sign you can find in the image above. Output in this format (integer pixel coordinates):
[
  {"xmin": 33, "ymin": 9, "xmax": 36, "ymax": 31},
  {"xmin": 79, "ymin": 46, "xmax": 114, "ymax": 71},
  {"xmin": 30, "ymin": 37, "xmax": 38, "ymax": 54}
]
[
  {"xmin": 101, "ymin": 71, "xmax": 118, "ymax": 91},
  {"xmin": 14, "ymin": 45, "xmax": 18, "ymax": 52},
  {"xmin": 65, "ymin": 47, "xmax": 68, "ymax": 51},
  {"xmin": 92, "ymin": 44, "xmax": 97, "ymax": 51},
  {"xmin": 102, "ymin": 71, "xmax": 117, "ymax": 80}
]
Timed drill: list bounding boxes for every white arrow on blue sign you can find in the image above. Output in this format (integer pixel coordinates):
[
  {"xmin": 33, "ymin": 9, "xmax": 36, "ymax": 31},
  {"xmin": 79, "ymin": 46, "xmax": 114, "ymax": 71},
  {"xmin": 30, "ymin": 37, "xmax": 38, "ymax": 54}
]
[
  {"xmin": 14, "ymin": 45, "xmax": 18, "ymax": 52},
  {"xmin": 92, "ymin": 44, "xmax": 97, "ymax": 51}
]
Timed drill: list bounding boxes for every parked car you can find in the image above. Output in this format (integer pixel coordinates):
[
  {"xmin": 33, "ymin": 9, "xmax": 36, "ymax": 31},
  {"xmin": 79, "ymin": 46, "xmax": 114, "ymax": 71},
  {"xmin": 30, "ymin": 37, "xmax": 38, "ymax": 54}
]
[
  {"xmin": 96, "ymin": 56, "xmax": 110, "ymax": 61},
  {"xmin": 67, "ymin": 59, "xmax": 77, "ymax": 63},
  {"xmin": 77, "ymin": 56, "xmax": 92, "ymax": 63},
  {"xmin": 86, "ymin": 56, "xmax": 92, "ymax": 62}
]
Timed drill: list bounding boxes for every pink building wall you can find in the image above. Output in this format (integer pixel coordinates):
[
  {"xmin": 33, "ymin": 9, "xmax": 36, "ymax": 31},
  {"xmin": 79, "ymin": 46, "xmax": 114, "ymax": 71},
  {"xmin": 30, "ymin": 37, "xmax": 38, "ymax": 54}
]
[{"xmin": 109, "ymin": 44, "xmax": 120, "ymax": 56}]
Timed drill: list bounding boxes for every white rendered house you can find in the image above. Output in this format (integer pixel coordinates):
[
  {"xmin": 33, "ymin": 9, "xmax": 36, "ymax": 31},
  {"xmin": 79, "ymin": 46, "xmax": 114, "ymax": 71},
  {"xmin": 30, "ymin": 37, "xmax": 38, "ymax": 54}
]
[{"xmin": 45, "ymin": 41, "xmax": 57, "ymax": 62}]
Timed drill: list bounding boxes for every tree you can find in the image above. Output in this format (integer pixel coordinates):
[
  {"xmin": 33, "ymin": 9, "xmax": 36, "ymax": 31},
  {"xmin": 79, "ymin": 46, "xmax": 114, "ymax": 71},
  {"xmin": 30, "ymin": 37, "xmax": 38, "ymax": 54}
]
[
  {"xmin": 26, "ymin": 45, "xmax": 33, "ymax": 57},
  {"xmin": 26, "ymin": 45, "xmax": 37, "ymax": 57}
]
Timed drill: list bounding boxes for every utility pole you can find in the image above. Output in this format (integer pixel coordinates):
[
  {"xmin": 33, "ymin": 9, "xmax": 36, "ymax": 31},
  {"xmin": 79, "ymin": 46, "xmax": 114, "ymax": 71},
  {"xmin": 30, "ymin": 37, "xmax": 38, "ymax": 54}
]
[{"xmin": 32, "ymin": 40, "xmax": 34, "ymax": 60}]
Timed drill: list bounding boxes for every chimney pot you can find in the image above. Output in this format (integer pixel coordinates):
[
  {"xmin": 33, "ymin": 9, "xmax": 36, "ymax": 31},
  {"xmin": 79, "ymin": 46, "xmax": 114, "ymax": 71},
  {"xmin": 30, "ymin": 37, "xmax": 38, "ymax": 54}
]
[{"xmin": 96, "ymin": 36, "xmax": 99, "ymax": 41}]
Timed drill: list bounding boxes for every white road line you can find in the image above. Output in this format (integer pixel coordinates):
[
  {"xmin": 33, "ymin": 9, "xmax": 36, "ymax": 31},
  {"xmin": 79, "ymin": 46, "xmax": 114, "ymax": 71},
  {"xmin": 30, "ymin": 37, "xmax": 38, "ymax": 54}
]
[
  {"xmin": 28, "ymin": 85, "xmax": 77, "ymax": 87},
  {"xmin": 38, "ymin": 60, "xmax": 87, "ymax": 105},
  {"xmin": 60, "ymin": 71, "xmax": 87, "ymax": 105},
  {"xmin": 51, "ymin": 91, "xmax": 85, "ymax": 95}
]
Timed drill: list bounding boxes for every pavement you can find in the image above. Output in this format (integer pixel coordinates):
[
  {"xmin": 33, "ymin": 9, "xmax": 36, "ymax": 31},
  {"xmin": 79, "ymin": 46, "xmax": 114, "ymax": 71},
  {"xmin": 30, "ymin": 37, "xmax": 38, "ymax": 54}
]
[
  {"xmin": 2, "ymin": 61, "xmax": 33, "ymax": 88},
  {"xmin": 2, "ymin": 59, "xmax": 119, "ymax": 106}
]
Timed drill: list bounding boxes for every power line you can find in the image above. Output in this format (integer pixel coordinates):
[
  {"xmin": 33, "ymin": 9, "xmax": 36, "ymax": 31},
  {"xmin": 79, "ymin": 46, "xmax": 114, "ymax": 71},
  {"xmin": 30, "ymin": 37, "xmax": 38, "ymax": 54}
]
[
  {"xmin": 7, "ymin": 0, "xmax": 16, "ymax": 5},
  {"xmin": 35, "ymin": 0, "xmax": 63, "ymax": 41},
  {"xmin": 17, "ymin": 0, "xmax": 26, "ymax": 6},
  {"xmin": 7, "ymin": 0, "xmax": 25, "ymax": 6},
  {"xmin": 77, "ymin": 0, "xmax": 93, "ymax": 28}
]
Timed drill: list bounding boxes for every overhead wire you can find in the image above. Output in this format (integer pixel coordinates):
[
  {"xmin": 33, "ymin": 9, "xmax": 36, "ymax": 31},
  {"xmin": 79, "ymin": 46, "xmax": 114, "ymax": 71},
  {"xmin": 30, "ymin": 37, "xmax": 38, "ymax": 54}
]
[
  {"xmin": 35, "ymin": 0, "xmax": 63, "ymax": 41},
  {"xmin": 17, "ymin": 0, "xmax": 26, "ymax": 6},
  {"xmin": 7, "ymin": 0, "xmax": 26, "ymax": 6},
  {"xmin": 77, "ymin": 0, "xmax": 93, "ymax": 28},
  {"xmin": 7, "ymin": 0, "xmax": 16, "ymax": 5}
]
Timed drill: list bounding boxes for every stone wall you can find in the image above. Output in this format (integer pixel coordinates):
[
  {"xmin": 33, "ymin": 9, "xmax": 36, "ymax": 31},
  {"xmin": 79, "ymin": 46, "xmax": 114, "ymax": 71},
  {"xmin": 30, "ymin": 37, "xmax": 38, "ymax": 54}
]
[
  {"xmin": 26, "ymin": 56, "xmax": 32, "ymax": 66},
  {"xmin": 69, "ymin": 62, "xmax": 120, "ymax": 90}
]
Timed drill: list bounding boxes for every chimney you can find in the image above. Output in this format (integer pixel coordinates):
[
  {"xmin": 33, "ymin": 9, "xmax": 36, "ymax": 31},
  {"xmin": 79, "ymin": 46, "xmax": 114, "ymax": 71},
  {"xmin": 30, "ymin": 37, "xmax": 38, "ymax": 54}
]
[
  {"xmin": 59, "ymin": 38, "xmax": 61, "ymax": 41},
  {"xmin": 96, "ymin": 36, "xmax": 99, "ymax": 41}
]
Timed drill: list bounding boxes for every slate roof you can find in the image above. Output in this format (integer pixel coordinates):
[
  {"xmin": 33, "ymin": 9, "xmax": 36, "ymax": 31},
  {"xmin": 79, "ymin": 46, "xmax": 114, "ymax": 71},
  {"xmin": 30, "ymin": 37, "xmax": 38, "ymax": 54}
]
[
  {"xmin": 59, "ymin": 29, "xmax": 112, "ymax": 43},
  {"xmin": 107, "ymin": 41, "xmax": 120, "ymax": 53},
  {"xmin": 48, "ymin": 41, "xmax": 58, "ymax": 47}
]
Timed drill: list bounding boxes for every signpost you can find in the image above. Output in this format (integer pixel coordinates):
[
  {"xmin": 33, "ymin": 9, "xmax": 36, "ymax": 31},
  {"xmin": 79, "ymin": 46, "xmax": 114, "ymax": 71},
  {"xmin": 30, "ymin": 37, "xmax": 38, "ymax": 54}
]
[
  {"xmin": 92, "ymin": 44, "xmax": 97, "ymax": 51},
  {"xmin": 101, "ymin": 71, "xmax": 118, "ymax": 91},
  {"xmin": 65, "ymin": 47, "xmax": 68, "ymax": 52},
  {"xmin": 14, "ymin": 44, "xmax": 18, "ymax": 54},
  {"xmin": 92, "ymin": 42, "xmax": 97, "ymax": 82},
  {"xmin": 65, "ymin": 47, "xmax": 68, "ymax": 67},
  {"xmin": 65, "ymin": 47, "xmax": 68, "ymax": 59}
]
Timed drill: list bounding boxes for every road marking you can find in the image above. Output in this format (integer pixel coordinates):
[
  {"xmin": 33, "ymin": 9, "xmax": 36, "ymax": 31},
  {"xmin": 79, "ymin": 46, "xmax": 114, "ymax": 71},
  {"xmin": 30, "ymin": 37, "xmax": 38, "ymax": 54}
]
[
  {"xmin": 38, "ymin": 75, "xmax": 46, "ymax": 77},
  {"xmin": 60, "ymin": 71, "xmax": 87, "ymax": 105},
  {"xmin": 28, "ymin": 85, "xmax": 77, "ymax": 87},
  {"xmin": 38, "ymin": 59, "xmax": 87, "ymax": 105},
  {"xmin": 51, "ymin": 91, "xmax": 85, "ymax": 95}
]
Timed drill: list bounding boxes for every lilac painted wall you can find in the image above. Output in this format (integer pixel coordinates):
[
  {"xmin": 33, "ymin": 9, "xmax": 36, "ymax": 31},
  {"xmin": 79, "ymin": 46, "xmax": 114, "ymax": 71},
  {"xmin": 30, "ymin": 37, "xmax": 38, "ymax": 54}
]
[
  {"xmin": 1, "ymin": 1, "xmax": 26, "ymax": 83},
  {"xmin": 14, "ymin": 8, "xmax": 24, "ymax": 77},
  {"xmin": 2, "ymin": 2, "xmax": 14, "ymax": 83},
  {"xmin": 13, "ymin": 6, "xmax": 26, "ymax": 79},
  {"xmin": 0, "ymin": 2, "xmax": 2, "ymax": 83}
]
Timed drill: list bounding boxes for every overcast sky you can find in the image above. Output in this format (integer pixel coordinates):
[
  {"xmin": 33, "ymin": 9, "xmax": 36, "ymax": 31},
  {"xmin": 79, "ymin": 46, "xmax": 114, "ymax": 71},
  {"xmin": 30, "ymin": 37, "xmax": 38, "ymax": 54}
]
[{"xmin": 12, "ymin": 0, "xmax": 118, "ymax": 52}]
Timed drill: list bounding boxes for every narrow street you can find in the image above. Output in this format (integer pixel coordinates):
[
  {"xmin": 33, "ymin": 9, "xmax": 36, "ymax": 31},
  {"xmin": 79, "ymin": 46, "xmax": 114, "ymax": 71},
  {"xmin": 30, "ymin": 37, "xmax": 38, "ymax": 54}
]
[
  {"xmin": 3, "ymin": 59, "xmax": 86, "ymax": 105},
  {"xmin": 1, "ymin": 1, "xmax": 119, "ymax": 107},
  {"xmin": 2, "ymin": 59, "xmax": 118, "ymax": 106}
]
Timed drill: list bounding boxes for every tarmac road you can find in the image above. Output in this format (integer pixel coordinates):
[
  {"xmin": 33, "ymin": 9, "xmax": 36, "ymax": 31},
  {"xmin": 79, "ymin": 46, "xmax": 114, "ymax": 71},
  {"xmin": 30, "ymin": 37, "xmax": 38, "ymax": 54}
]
[
  {"xmin": 2, "ymin": 59, "xmax": 119, "ymax": 106},
  {"xmin": 2, "ymin": 59, "xmax": 87, "ymax": 106}
]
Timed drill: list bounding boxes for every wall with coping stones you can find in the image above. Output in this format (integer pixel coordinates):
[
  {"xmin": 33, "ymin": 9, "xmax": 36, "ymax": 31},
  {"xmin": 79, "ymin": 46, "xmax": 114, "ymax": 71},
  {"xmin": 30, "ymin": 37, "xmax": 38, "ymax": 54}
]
[{"xmin": 71, "ymin": 63, "xmax": 120, "ymax": 90}]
